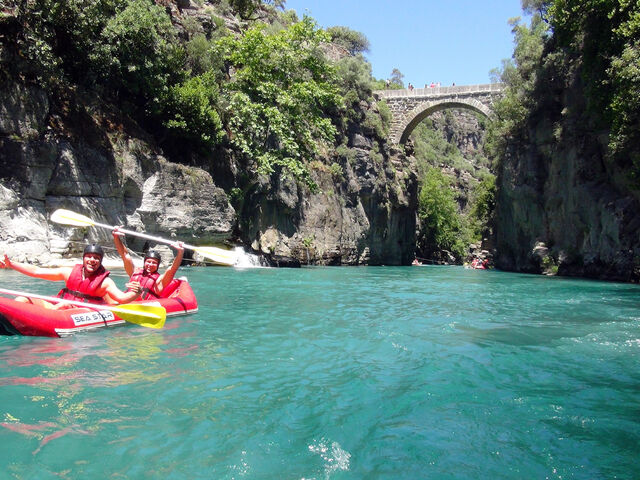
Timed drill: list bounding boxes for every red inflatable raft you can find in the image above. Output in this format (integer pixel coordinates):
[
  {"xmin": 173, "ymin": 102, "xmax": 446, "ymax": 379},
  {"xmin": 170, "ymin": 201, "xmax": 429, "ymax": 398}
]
[{"xmin": 0, "ymin": 277, "xmax": 198, "ymax": 337}]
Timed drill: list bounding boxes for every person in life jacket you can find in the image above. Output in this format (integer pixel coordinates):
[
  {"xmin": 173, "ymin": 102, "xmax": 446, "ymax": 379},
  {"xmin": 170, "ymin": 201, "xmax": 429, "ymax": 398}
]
[
  {"xmin": 112, "ymin": 228, "xmax": 184, "ymax": 300},
  {"xmin": 0, "ymin": 244, "xmax": 142, "ymax": 308}
]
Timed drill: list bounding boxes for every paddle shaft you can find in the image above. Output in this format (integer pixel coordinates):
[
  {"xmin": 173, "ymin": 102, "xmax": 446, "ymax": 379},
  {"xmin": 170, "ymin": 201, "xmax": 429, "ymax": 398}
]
[
  {"xmin": 51, "ymin": 208, "xmax": 236, "ymax": 265},
  {"xmin": 90, "ymin": 220, "xmax": 185, "ymax": 249},
  {"xmin": 91, "ymin": 220, "xmax": 230, "ymax": 259}
]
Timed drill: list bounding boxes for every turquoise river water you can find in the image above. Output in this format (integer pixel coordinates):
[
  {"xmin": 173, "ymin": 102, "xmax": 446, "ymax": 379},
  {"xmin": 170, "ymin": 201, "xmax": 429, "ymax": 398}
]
[{"xmin": 0, "ymin": 266, "xmax": 639, "ymax": 479}]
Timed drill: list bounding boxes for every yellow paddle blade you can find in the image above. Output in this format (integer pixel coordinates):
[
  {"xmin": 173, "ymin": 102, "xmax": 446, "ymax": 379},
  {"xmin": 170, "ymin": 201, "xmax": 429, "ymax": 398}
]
[
  {"xmin": 194, "ymin": 246, "xmax": 237, "ymax": 266},
  {"xmin": 50, "ymin": 209, "xmax": 96, "ymax": 227},
  {"xmin": 110, "ymin": 304, "xmax": 167, "ymax": 329}
]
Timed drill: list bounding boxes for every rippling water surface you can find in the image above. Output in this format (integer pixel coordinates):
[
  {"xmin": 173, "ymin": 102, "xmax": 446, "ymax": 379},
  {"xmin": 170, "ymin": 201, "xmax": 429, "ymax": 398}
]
[{"xmin": 1, "ymin": 266, "xmax": 639, "ymax": 479}]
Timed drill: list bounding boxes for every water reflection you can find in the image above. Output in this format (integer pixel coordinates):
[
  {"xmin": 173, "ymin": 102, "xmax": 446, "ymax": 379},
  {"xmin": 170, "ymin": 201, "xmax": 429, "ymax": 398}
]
[{"xmin": 0, "ymin": 325, "xmax": 203, "ymax": 457}]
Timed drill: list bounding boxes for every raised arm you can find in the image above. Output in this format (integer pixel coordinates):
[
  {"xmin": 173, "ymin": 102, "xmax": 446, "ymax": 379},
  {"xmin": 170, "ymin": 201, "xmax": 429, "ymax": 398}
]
[
  {"xmin": 156, "ymin": 242, "xmax": 184, "ymax": 292},
  {"xmin": 112, "ymin": 227, "xmax": 135, "ymax": 277},
  {"xmin": 0, "ymin": 255, "xmax": 70, "ymax": 282}
]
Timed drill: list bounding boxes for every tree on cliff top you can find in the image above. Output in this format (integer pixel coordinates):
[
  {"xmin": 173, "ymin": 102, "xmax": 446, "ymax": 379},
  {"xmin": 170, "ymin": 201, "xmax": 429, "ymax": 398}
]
[
  {"xmin": 5, "ymin": 0, "xmax": 372, "ymax": 186},
  {"xmin": 228, "ymin": 0, "xmax": 285, "ymax": 20},
  {"xmin": 219, "ymin": 16, "xmax": 343, "ymax": 188},
  {"xmin": 326, "ymin": 26, "xmax": 370, "ymax": 55},
  {"xmin": 488, "ymin": 0, "xmax": 640, "ymax": 186},
  {"xmin": 91, "ymin": 0, "xmax": 184, "ymax": 109},
  {"xmin": 389, "ymin": 68, "xmax": 405, "ymax": 88}
]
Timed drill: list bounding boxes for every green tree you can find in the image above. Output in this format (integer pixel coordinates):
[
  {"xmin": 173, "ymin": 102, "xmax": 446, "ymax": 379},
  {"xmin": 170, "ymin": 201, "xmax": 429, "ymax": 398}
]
[
  {"xmin": 7, "ymin": 0, "xmax": 126, "ymax": 87},
  {"xmin": 161, "ymin": 71, "xmax": 224, "ymax": 149},
  {"xmin": 489, "ymin": 1, "xmax": 640, "ymax": 183},
  {"xmin": 605, "ymin": 3, "xmax": 640, "ymax": 179},
  {"xmin": 219, "ymin": 16, "xmax": 343, "ymax": 187},
  {"xmin": 326, "ymin": 26, "xmax": 370, "ymax": 55},
  {"xmin": 185, "ymin": 33, "xmax": 227, "ymax": 77},
  {"xmin": 485, "ymin": 13, "xmax": 549, "ymax": 159},
  {"xmin": 228, "ymin": 0, "xmax": 284, "ymax": 20},
  {"xmin": 411, "ymin": 118, "xmax": 479, "ymax": 174},
  {"xmin": 469, "ymin": 175, "xmax": 496, "ymax": 239},
  {"xmin": 334, "ymin": 54, "xmax": 374, "ymax": 121},
  {"xmin": 608, "ymin": 39, "xmax": 640, "ymax": 177},
  {"xmin": 521, "ymin": 0, "xmax": 549, "ymax": 18},
  {"xmin": 91, "ymin": 0, "xmax": 184, "ymax": 108},
  {"xmin": 542, "ymin": 0, "xmax": 640, "ymax": 181},
  {"xmin": 417, "ymin": 167, "xmax": 467, "ymax": 259},
  {"xmin": 389, "ymin": 68, "xmax": 404, "ymax": 88}
]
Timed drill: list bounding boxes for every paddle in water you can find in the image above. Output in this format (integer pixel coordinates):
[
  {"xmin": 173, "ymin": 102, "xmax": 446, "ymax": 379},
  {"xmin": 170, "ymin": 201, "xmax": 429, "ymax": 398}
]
[
  {"xmin": 0, "ymin": 287, "xmax": 166, "ymax": 329},
  {"xmin": 50, "ymin": 209, "xmax": 238, "ymax": 266}
]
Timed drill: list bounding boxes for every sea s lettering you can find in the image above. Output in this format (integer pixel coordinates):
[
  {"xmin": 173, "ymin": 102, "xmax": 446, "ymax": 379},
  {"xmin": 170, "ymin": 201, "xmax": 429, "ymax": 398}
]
[{"xmin": 70, "ymin": 311, "xmax": 115, "ymax": 326}]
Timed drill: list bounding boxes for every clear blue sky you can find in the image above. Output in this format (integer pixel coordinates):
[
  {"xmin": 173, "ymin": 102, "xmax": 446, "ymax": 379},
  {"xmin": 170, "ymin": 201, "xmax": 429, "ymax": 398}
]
[{"xmin": 283, "ymin": 0, "xmax": 526, "ymax": 87}]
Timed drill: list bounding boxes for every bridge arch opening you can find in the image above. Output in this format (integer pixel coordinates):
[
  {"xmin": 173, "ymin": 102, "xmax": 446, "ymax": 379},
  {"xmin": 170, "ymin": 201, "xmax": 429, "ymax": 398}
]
[{"xmin": 398, "ymin": 100, "xmax": 491, "ymax": 145}]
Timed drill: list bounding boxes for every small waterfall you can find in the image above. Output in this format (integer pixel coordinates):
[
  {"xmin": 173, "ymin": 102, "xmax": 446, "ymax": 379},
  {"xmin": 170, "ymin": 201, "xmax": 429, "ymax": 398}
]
[{"xmin": 233, "ymin": 246, "xmax": 264, "ymax": 268}]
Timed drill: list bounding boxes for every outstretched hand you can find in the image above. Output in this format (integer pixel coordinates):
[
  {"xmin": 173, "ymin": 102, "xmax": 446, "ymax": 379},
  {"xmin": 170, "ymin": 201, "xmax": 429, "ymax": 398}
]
[
  {"xmin": 0, "ymin": 254, "xmax": 12, "ymax": 269},
  {"xmin": 112, "ymin": 226, "xmax": 125, "ymax": 237},
  {"xmin": 172, "ymin": 241, "xmax": 184, "ymax": 252}
]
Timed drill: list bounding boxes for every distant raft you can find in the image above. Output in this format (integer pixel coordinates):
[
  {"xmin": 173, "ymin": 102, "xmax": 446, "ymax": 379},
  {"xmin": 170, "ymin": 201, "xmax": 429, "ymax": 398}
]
[{"xmin": 0, "ymin": 277, "xmax": 198, "ymax": 337}]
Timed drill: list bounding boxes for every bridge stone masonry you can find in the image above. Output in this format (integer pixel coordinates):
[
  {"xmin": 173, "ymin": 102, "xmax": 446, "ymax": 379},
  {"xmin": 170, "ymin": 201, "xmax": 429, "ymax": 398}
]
[{"xmin": 373, "ymin": 83, "xmax": 504, "ymax": 144}]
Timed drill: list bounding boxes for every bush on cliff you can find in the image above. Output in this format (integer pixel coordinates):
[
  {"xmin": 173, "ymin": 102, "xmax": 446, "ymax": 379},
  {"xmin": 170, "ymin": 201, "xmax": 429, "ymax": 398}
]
[
  {"xmin": 91, "ymin": 0, "xmax": 184, "ymax": 108},
  {"xmin": 218, "ymin": 17, "xmax": 343, "ymax": 186},
  {"xmin": 485, "ymin": 12, "xmax": 548, "ymax": 160},
  {"xmin": 6, "ymin": 1, "xmax": 386, "ymax": 189},
  {"xmin": 161, "ymin": 71, "xmax": 224, "ymax": 149},
  {"xmin": 326, "ymin": 26, "xmax": 370, "ymax": 55},
  {"xmin": 417, "ymin": 167, "xmax": 469, "ymax": 260},
  {"xmin": 6, "ymin": 0, "xmax": 128, "ymax": 87},
  {"xmin": 488, "ymin": 1, "xmax": 640, "ymax": 186},
  {"xmin": 469, "ymin": 175, "xmax": 496, "ymax": 240}
]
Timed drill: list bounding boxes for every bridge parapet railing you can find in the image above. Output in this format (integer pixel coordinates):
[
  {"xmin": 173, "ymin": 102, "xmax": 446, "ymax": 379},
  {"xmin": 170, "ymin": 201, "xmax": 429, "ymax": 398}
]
[{"xmin": 373, "ymin": 83, "xmax": 504, "ymax": 99}]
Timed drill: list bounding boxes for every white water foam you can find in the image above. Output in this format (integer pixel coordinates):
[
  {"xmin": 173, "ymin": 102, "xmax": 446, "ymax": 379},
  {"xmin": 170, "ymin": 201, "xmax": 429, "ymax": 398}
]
[
  {"xmin": 308, "ymin": 438, "xmax": 351, "ymax": 478},
  {"xmin": 233, "ymin": 246, "xmax": 264, "ymax": 268}
]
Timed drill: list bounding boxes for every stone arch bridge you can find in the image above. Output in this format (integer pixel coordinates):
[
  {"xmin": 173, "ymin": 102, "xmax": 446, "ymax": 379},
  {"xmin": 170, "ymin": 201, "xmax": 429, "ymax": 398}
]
[{"xmin": 373, "ymin": 83, "xmax": 504, "ymax": 144}]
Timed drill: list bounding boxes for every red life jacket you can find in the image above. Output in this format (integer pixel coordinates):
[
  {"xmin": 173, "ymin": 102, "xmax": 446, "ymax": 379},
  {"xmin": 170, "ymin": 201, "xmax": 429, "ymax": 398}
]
[
  {"xmin": 130, "ymin": 268, "xmax": 160, "ymax": 300},
  {"xmin": 159, "ymin": 278, "xmax": 181, "ymax": 299},
  {"xmin": 58, "ymin": 264, "xmax": 110, "ymax": 304}
]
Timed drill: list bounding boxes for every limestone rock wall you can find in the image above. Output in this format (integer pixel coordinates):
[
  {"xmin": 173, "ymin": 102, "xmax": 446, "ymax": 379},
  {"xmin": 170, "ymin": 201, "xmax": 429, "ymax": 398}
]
[
  {"xmin": 0, "ymin": 82, "xmax": 235, "ymax": 265},
  {"xmin": 0, "ymin": 78, "xmax": 417, "ymax": 266},
  {"xmin": 239, "ymin": 135, "xmax": 417, "ymax": 266},
  {"xmin": 495, "ymin": 79, "xmax": 640, "ymax": 282}
]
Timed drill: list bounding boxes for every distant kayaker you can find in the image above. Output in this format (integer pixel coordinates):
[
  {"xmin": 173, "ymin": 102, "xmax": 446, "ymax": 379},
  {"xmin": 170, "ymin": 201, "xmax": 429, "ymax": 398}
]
[
  {"xmin": 112, "ymin": 227, "xmax": 184, "ymax": 300},
  {"xmin": 0, "ymin": 244, "xmax": 142, "ymax": 308}
]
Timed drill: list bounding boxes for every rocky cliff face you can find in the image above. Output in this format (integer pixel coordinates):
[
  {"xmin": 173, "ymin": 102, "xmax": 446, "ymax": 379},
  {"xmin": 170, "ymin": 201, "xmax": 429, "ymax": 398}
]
[
  {"xmin": 494, "ymin": 75, "xmax": 640, "ymax": 282},
  {"xmin": 0, "ymin": 81, "xmax": 236, "ymax": 265},
  {"xmin": 242, "ymin": 133, "xmax": 417, "ymax": 266},
  {"xmin": 431, "ymin": 110, "xmax": 486, "ymax": 160},
  {"xmin": 0, "ymin": 77, "xmax": 417, "ymax": 266},
  {"xmin": 418, "ymin": 109, "xmax": 490, "ymax": 213}
]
